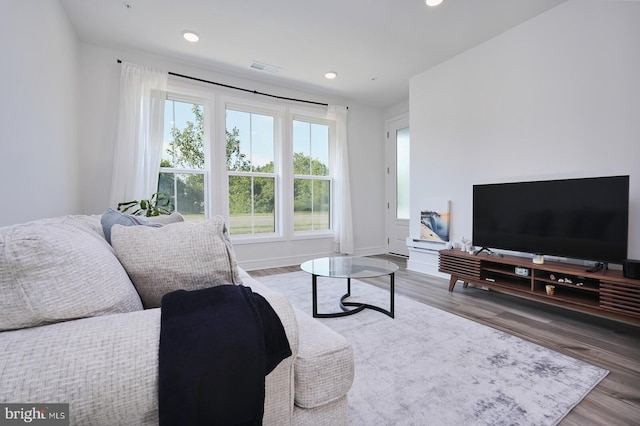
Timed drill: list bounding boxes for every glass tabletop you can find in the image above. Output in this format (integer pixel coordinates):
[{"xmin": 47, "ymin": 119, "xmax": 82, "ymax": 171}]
[{"xmin": 300, "ymin": 256, "xmax": 399, "ymax": 279}]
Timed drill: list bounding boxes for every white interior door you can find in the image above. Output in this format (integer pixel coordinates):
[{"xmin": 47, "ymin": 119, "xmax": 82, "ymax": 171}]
[{"xmin": 386, "ymin": 115, "xmax": 410, "ymax": 256}]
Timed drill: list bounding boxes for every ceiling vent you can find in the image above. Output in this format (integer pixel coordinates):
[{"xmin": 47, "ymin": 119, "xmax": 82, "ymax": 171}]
[{"xmin": 250, "ymin": 61, "xmax": 281, "ymax": 74}]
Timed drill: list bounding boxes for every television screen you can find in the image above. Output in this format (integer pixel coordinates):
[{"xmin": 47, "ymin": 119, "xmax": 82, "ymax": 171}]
[{"xmin": 472, "ymin": 175, "xmax": 629, "ymax": 263}]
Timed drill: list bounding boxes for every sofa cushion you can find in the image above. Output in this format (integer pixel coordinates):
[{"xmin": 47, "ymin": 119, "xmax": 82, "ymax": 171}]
[
  {"xmin": 111, "ymin": 216, "xmax": 243, "ymax": 308},
  {"xmin": 0, "ymin": 216, "xmax": 144, "ymax": 331}
]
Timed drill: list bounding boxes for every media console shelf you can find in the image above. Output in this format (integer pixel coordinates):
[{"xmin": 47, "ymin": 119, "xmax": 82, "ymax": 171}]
[{"xmin": 439, "ymin": 249, "xmax": 640, "ymax": 325}]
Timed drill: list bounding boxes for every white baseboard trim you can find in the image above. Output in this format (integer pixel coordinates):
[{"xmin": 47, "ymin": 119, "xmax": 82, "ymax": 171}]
[{"xmin": 407, "ymin": 247, "xmax": 449, "ymax": 279}]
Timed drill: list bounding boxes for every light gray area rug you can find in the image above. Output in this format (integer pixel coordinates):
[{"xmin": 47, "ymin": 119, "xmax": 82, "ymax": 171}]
[{"xmin": 257, "ymin": 271, "xmax": 609, "ymax": 426}]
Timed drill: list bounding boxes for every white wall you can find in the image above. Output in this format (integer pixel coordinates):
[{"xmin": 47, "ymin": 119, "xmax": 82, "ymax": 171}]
[
  {"xmin": 383, "ymin": 99, "xmax": 410, "ymax": 122},
  {"xmin": 0, "ymin": 1, "xmax": 396, "ymax": 267},
  {"xmin": 0, "ymin": 0, "xmax": 79, "ymax": 226},
  {"xmin": 76, "ymin": 44, "xmax": 387, "ymax": 268},
  {"xmin": 409, "ymin": 0, "xmax": 640, "ymax": 275}
]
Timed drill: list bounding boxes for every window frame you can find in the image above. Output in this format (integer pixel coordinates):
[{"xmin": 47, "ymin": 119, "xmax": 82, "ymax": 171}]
[
  {"xmin": 158, "ymin": 91, "xmax": 211, "ymax": 220},
  {"xmin": 290, "ymin": 113, "xmax": 334, "ymax": 238},
  {"xmin": 225, "ymin": 103, "xmax": 281, "ymax": 239},
  {"xmin": 159, "ymin": 79, "xmax": 337, "ymax": 245}
]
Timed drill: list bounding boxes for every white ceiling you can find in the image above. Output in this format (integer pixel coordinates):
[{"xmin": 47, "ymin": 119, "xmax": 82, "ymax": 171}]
[{"xmin": 60, "ymin": 0, "xmax": 567, "ymax": 108}]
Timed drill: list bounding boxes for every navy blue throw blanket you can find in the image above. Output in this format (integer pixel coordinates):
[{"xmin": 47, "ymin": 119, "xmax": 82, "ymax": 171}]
[{"xmin": 159, "ymin": 285, "xmax": 292, "ymax": 426}]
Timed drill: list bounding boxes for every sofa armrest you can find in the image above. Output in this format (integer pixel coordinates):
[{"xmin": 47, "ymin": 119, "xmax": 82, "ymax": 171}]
[
  {"xmin": 293, "ymin": 307, "xmax": 354, "ymax": 409},
  {"xmin": 239, "ymin": 268, "xmax": 354, "ymax": 415},
  {"xmin": 0, "ymin": 310, "xmax": 161, "ymax": 425}
]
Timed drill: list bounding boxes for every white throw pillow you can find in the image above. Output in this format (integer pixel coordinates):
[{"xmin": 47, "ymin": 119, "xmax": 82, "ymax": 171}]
[
  {"xmin": 110, "ymin": 216, "xmax": 243, "ymax": 308},
  {"xmin": 0, "ymin": 216, "xmax": 143, "ymax": 331}
]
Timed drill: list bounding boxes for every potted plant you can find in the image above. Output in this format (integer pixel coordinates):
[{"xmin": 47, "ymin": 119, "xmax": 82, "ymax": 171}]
[{"xmin": 117, "ymin": 192, "xmax": 173, "ymax": 217}]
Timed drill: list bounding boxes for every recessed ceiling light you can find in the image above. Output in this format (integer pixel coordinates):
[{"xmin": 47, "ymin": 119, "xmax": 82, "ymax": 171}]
[
  {"xmin": 182, "ymin": 31, "xmax": 200, "ymax": 43},
  {"xmin": 426, "ymin": 0, "xmax": 444, "ymax": 6},
  {"xmin": 325, "ymin": 72, "xmax": 338, "ymax": 80}
]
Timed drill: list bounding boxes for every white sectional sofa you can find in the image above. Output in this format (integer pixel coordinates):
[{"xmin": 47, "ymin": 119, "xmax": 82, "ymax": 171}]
[{"xmin": 0, "ymin": 213, "xmax": 354, "ymax": 425}]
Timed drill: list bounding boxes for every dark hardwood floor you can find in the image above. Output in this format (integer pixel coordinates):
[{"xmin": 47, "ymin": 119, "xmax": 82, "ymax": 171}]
[{"xmin": 249, "ymin": 254, "xmax": 640, "ymax": 426}]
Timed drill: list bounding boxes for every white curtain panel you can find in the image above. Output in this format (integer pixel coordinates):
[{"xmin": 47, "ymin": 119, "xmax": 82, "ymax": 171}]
[
  {"xmin": 109, "ymin": 62, "xmax": 168, "ymax": 207},
  {"xmin": 328, "ymin": 105, "xmax": 354, "ymax": 254}
]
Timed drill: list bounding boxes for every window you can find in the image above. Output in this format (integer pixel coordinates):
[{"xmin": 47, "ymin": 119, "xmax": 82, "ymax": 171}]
[
  {"xmin": 156, "ymin": 84, "xmax": 336, "ymax": 240},
  {"xmin": 293, "ymin": 119, "xmax": 330, "ymax": 232},
  {"xmin": 226, "ymin": 108, "xmax": 277, "ymax": 235},
  {"xmin": 396, "ymin": 126, "xmax": 410, "ymax": 220},
  {"xmin": 158, "ymin": 97, "xmax": 206, "ymax": 222}
]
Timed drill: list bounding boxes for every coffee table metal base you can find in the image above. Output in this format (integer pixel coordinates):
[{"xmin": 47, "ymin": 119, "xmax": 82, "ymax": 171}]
[{"xmin": 311, "ymin": 274, "xmax": 395, "ymax": 319}]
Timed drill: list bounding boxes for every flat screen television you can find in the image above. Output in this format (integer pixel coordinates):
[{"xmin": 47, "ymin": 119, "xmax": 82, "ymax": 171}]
[{"xmin": 472, "ymin": 175, "xmax": 629, "ymax": 264}]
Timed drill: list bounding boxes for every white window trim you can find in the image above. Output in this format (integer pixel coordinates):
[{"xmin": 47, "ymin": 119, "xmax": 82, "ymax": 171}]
[
  {"xmin": 222, "ymin": 99, "xmax": 283, "ymax": 242},
  {"xmin": 159, "ymin": 90, "xmax": 212, "ymax": 219},
  {"xmin": 161, "ymin": 79, "xmax": 337, "ymax": 244},
  {"xmin": 290, "ymin": 111, "xmax": 335, "ymax": 240}
]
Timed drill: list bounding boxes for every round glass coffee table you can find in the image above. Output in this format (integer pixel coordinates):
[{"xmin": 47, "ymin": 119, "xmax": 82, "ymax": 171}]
[{"xmin": 300, "ymin": 256, "xmax": 399, "ymax": 318}]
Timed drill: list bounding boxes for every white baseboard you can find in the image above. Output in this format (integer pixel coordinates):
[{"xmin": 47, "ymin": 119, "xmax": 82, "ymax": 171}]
[{"xmin": 407, "ymin": 247, "xmax": 449, "ymax": 279}]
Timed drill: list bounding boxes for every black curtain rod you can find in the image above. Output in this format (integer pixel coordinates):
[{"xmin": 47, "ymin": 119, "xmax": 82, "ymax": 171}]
[{"xmin": 117, "ymin": 59, "xmax": 329, "ymax": 107}]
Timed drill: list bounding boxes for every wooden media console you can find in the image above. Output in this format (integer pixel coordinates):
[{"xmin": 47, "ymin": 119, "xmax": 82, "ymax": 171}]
[{"xmin": 439, "ymin": 249, "xmax": 640, "ymax": 325}]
